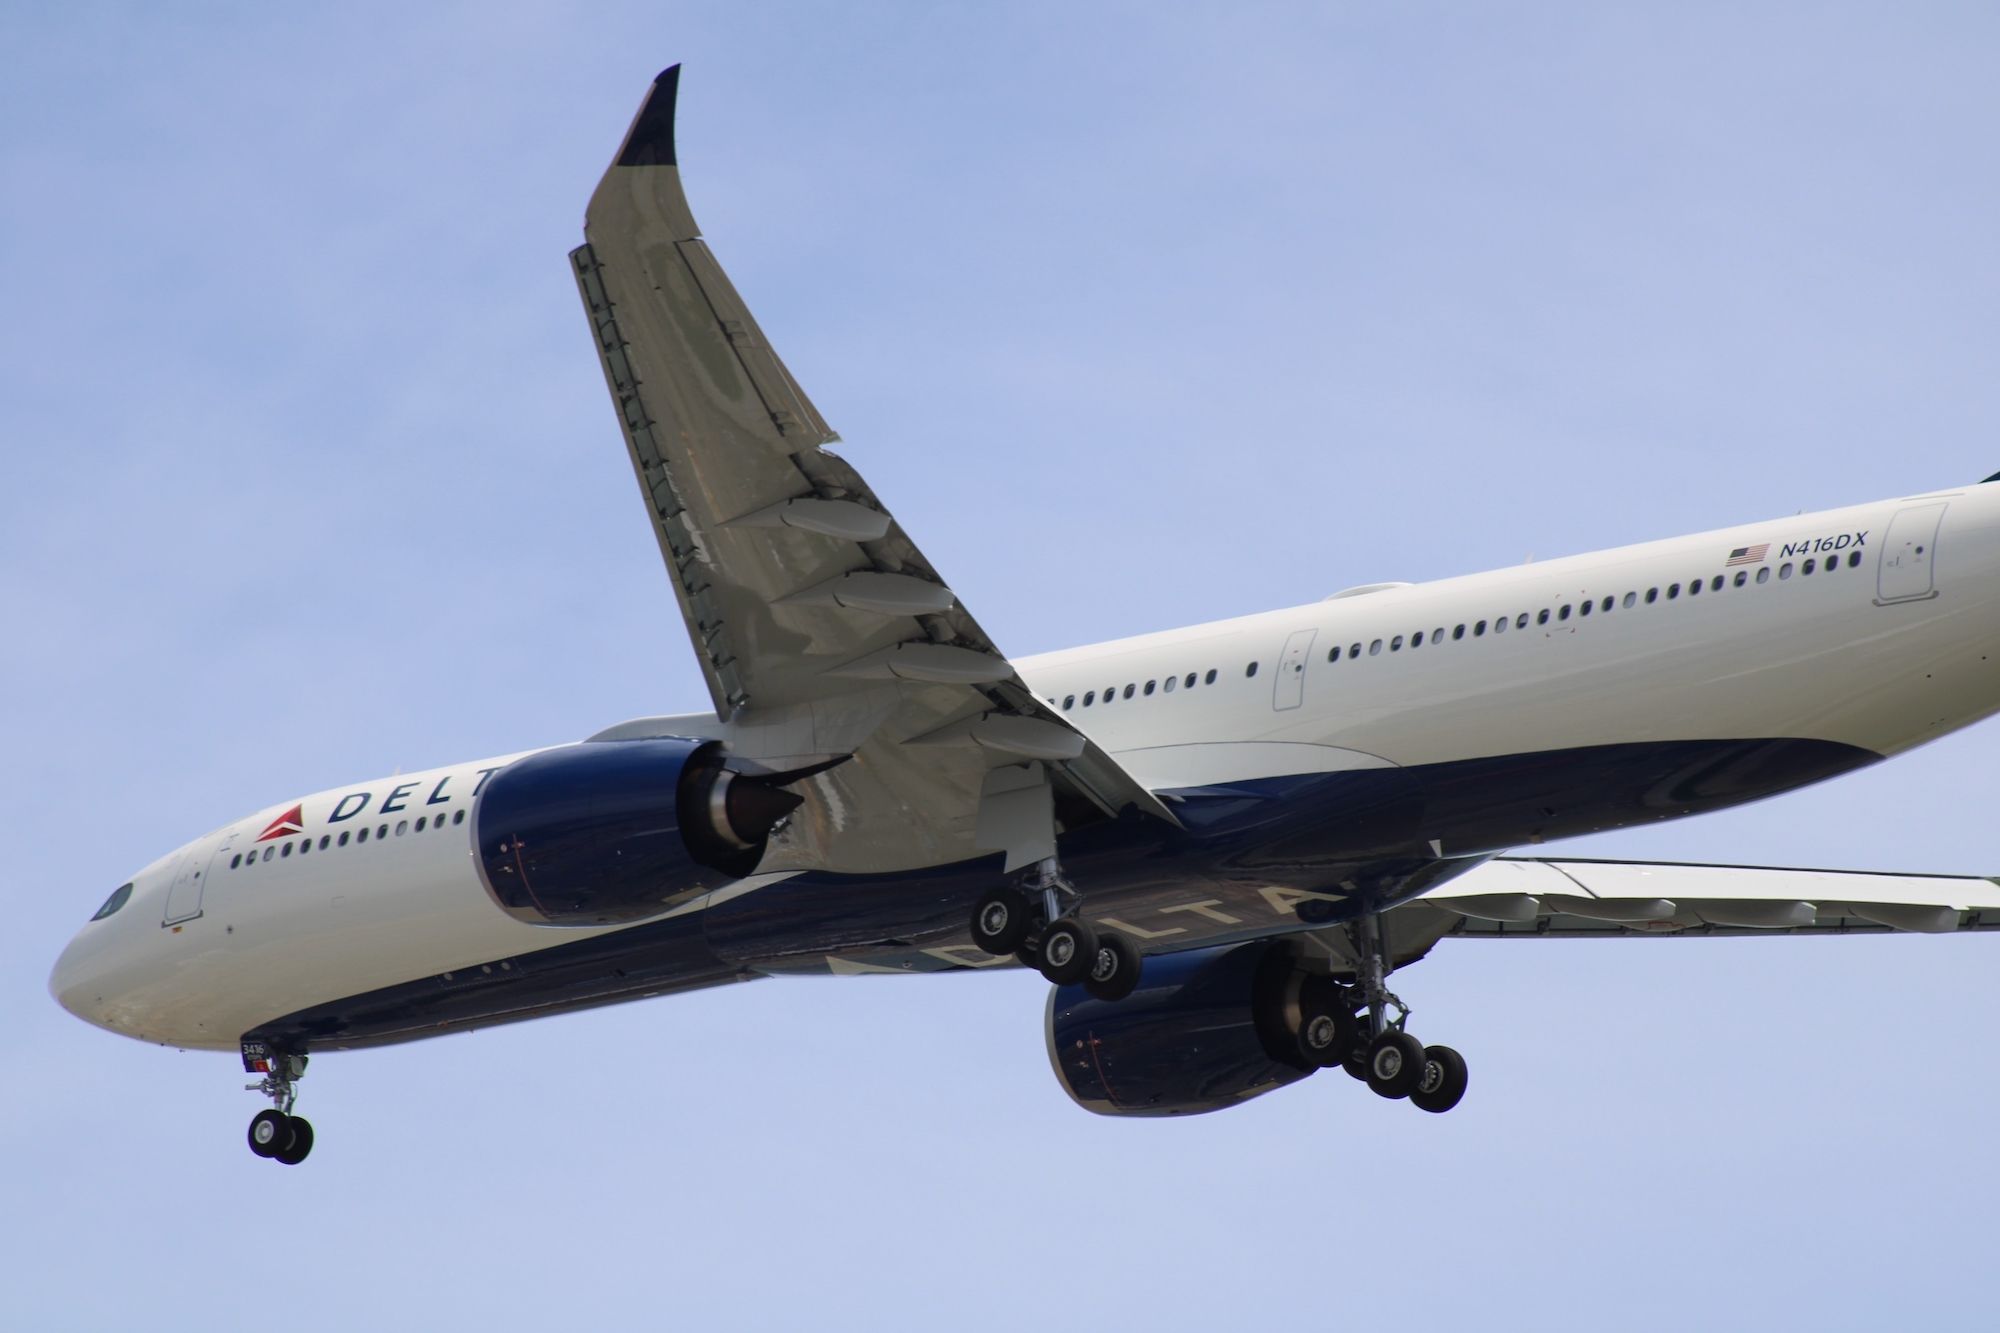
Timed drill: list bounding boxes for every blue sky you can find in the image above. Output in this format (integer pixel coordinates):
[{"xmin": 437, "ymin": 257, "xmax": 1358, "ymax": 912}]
[{"xmin": 8, "ymin": 5, "xmax": 2000, "ymax": 1329}]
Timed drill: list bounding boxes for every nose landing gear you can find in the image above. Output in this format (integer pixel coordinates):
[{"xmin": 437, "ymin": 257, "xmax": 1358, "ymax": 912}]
[
  {"xmin": 242, "ymin": 1041, "xmax": 314, "ymax": 1165},
  {"xmin": 969, "ymin": 856, "xmax": 1143, "ymax": 1001}
]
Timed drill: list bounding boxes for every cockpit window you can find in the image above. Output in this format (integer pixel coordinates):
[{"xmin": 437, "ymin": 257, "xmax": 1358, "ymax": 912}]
[{"xmin": 91, "ymin": 882, "xmax": 133, "ymax": 921}]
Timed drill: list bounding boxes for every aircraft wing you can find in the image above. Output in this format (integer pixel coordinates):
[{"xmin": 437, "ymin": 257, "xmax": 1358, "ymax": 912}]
[
  {"xmin": 1403, "ymin": 856, "xmax": 2000, "ymax": 939},
  {"xmin": 571, "ymin": 68, "xmax": 1174, "ymax": 873}
]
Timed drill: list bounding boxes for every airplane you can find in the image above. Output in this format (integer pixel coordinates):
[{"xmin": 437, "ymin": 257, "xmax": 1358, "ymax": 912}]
[{"xmin": 51, "ymin": 66, "xmax": 2000, "ymax": 1165}]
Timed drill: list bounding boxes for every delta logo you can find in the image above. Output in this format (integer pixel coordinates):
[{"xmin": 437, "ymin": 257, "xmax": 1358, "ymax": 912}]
[{"xmin": 257, "ymin": 804, "xmax": 305, "ymax": 842}]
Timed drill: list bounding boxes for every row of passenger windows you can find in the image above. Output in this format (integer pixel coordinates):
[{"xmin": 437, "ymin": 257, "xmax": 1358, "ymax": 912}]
[
  {"xmin": 1050, "ymin": 666, "xmax": 1227, "ymax": 711},
  {"xmin": 229, "ymin": 808, "xmax": 467, "ymax": 868},
  {"xmin": 1042, "ymin": 550, "xmax": 1866, "ymax": 705},
  {"xmin": 1325, "ymin": 550, "xmax": 1866, "ymax": 663}
]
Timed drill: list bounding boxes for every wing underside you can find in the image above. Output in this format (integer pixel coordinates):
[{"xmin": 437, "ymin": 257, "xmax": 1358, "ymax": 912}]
[{"xmin": 574, "ymin": 67, "xmax": 1172, "ymax": 875}]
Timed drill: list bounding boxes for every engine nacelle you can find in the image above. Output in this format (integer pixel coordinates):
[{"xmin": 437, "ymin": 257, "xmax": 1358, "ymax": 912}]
[
  {"xmin": 472, "ymin": 738, "xmax": 801, "ymax": 927},
  {"xmin": 1045, "ymin": 940, "xmax": 1315, "ymax": 1117}
]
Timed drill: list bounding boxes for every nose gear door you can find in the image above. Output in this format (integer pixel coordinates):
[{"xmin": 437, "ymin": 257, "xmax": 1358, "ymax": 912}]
[
  {"xmin": 1877, "ymin": 502, "xmax": 1946, "ymax": 604},
  {"xmin": 1273, "ymin": 628, "xmax": 1317, "ymax": 711}
]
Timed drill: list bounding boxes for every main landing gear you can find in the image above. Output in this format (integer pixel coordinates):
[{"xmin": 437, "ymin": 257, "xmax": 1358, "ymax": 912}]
[
  {"xmin": 242, "ymin": 1042, "xmax": 314, "ymax": 1165},
  {"xmin": 1276, "ymin": 913, "xmax": 1469, "ymax": 1114},
  {"xmin": 969, "ymin": 857, "xmax": 1143, "ymax": 1002}
]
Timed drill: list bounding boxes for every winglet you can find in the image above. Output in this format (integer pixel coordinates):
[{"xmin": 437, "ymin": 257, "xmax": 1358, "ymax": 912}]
[{"xmin": 616, "ymin": 64, "xmax": 681, "ymax": 167}]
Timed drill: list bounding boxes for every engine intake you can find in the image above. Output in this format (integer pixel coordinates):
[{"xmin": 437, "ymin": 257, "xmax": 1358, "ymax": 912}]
[
  {"xmin": 472, "ymin": 738, "xmax": 802, "ymax": 926},
  {"xmin": 1045, "ymin": 940, "xmax": 1315, "ymax": 1117}
]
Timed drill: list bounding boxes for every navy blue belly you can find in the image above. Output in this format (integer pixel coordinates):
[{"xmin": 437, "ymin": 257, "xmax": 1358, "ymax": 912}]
[{"xmin": 252, "ymin": 736, "xmax": 1876, "ymax": 1051}]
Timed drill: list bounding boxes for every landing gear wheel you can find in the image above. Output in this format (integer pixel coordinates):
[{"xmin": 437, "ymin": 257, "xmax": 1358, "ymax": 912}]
[
  {"xmin": 272, "ymin": 1117, "xmax": 315, "ymax": 1164},
  {"xmin": 1014, "ymin": 940, "xmax": 1041, "ymax": 971},
  {"xmin": 1365, "ymin": 1030, "xmax": 1427, "ymax": 1100},
  {"xmin": 970, "ymin": 888, "xmax": 1034, "ymax": 956},
  {"xmin": 1341, "ymin": 1043, "xmax": 1371, "ymax": 1082},
  {"xmin": 1037, "ymin": 918, "xmax": 1099, "ymax": 986},
  {"xmin": 1409, "ymin": 1045, "xmax": 1468, "ymax": 1114},
  {"xmin": 248, "ymin": 1109, "xmax": 293, "ymax": 1159},
  {"xmin": 1083, "ymin": 932, "xmax": 1142, "ymax": 1002},
  {"xmin": 1296, "ymin": 1002, "xmax": 1356, "ymax": 1070}
]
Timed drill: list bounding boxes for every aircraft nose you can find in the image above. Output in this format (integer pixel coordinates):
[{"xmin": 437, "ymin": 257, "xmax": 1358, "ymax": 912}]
[{"xmin": 50, "ymin": 880, "xmax": 137, "ymax": 1033}]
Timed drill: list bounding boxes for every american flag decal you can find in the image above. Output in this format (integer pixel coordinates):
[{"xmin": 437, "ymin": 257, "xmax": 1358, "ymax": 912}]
[{"xmin": 1725, "ymin": 544, "xmax": 1769, "ymax": 566}]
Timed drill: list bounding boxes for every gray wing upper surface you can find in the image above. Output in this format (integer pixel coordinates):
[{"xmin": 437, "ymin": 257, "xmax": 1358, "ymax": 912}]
[{"xmin": 572, "ymin": 68, "xmax": 1172, "ymax": 873}]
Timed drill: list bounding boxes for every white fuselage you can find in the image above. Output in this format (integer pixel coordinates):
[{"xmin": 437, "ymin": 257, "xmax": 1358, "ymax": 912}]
[{"xmin": 52, "ymin": 485, "xmax": 2000, "ymax": 1050}]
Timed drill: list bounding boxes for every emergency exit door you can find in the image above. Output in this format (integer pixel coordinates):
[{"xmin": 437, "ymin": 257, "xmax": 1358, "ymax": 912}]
[
  {"xmin": 1273, "ymin": 628, "xmax": 1317, "ymax": 711},
  {"xmin": 1877, "ymin": 502, "xmax": 1946, "ymax": 604}
]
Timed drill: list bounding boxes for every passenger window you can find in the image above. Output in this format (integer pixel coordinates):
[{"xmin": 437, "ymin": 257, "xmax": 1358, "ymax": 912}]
[
  {"xmin": 1411, "ymin": 630, "xmax": 1424, "ymax": 647},
  {"xmin": 1144, "ymin": 680, "xmax": 1156, "ymax": 695},
  {"xmin": 1779, "ymin": 563, "xmax": 1794, "ymax": 579},
  {"xmin": 319, "ymin": 835, "xmax": 329, "ymax": 850},
  {"xmin": 1711, "ymin": 576, "xmax": 1724, "ymax": 591},
  {"xmin": 1452, "ymin": 625, "xmax": 1466, "ymax": 640},
  {"xmin": 1559, "ymin": 605, "xmax": 1572, "ymax": 620},
  {"xmin": 1667, "ymin": 583, "xmax": 1680, "ymax": 599},
  {"xmin": 1205, "ymin": 669, "xmax": 1217, "ymax": 684},
  {"xmin": 1515, "ymin": 613, "xmax": 1528, "ymax": 629},
  {"xmin": 1369, "ymin": 640, "xmax": 1383, "ymax": 656},
  {"xmin": 1802, "ymin": 558, "xmax": 1816, "ymax": 575},
  {"xmin": 264, "ymin": 846, "xmax": 275, "ymax": 860},
  {"xmin": 1645, "ymin": 588, "xmax": 1658, "ymax": 604},
  {"xmin": 416, "ymin": 816, "xmax": 428, "ymax": 832},
  {"xmin": 1185, "ymin": 673, "xmax": 1198, "ymax": 688},
  {"xmin": 298, "ymin": 839, "xmax": 310, "ymax": 855},
  {"xmin": 1622, "ymin": 592, "xmax": 1636, "ymax": 609},
  {"xmin": 1474, "ymin": 620, "xmax": 1487, "ymax": 636},
  {"xmin": 1848, "ymin": 550, "xmax": 1862, "ymax": 568},
  {"xmin": 396, "ymin": 820, "xmax": 408, "ymax": 835},
  {"xmin": 1123, "ymin": 684, "xmax": 1135, "ymax": 699},
  {"xmin": 230, "ymin": 854, "xmax": 242, "ymax": 869},
  {"xmin": 1688, "ymin": 579, "xmax": 1700, "ymax": 596},
  {"xmin": 1327, "ymin": 647, "xmax": 1340, "ymax": 663},
  {"xmin": 1390, "ymin": 636, "xmax": 1403, "ymax": 652},
  {"xmin": 1349, "ymin": 644, "xmax": 1361, "ymax": 660},
  {"xmin": 1537, "ymin": 609, "xmax": 1550, "ymax": 625},
  {"xmin": 1245, "ymin": 662, "xmax": 1259, "ymax": 676},
  {"xmin": 1579, "ymin": 601, "xmax": 1592, "ymax": 616},
  {"xmin": 339, "ymin": 831, "xmax": 351, "ymax": 846},
  {"xmin": 453, "ymin": 810, "xmax": 466, "ymax": 826},
  {"xmin": 1733, "ymin": 571, "xmax": 1747, "ymax": 587},
  {"xmin": 357, "ymin": 828, "xmax": 369, "ymax": 843},
  {"xmin": 1164, "ymin": 677, "xmax": 1177, "ymax": 693},
  {"xmin": 1083, "ymin": 690, "xmax": 1095, "ymax": 706},
  {"xmin": 1101, "ymin": 685, "xmax": 1115, "ymax": 705},
  {"xmin": 1062, "ymin": 695, "xmax": 1075, "ymax": 710},
  {"xmin": 1756, "ymin": 567, "xmax": 1771, "ymax": 584},
  {"xmin": 377, "ymin": 824, "xmax": 389, "ymax": 840},
  {"xmin": 281, "ymin": 843, "xmax": 292, "ymax": 858}
]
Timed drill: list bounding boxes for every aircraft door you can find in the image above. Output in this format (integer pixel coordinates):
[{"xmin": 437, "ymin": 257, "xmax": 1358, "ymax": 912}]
[
  {"xmin": 161, "ymin": 832, "xmax": 231, "ymax": 926},
  {"xmin": 1273, "ymin": 628, "xmax": 1317, "ymax": 711},
  {"xmin": 1877, "ymin": 502, "xmax": 1947, "ymax": 604}
]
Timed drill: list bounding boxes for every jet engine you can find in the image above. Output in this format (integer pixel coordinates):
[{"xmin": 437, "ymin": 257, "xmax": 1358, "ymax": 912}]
[
  {"xmin": 472, "ymin": 738, "xmax": 804, "ymax": 926},
  {"xmin": 1044, "ymin": 939, "xmax": 1321, "ymax": 1117}
]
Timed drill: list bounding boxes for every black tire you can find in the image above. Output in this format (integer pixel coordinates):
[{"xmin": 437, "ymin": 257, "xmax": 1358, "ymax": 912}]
[
  {"xmin": 1037, "ymin": 918, "xmax": 1098, "ymax": 986},
  {"xmin": 1409, "ymin": 1045, "xmax": 1469, "ymax": 1114},
  {"xmin": 1014, "ymin": 939, "xmax": 1041, "ymax": 971},
  {"xmin": 1341, "ymin": 1042, "xmax": 1372, "ymax": 1082},
  {"xmin": 273, "ymin": 1116, "xmax": 315, "ymax": 1165},
  {"xmin": 1295, "ymin": 997, "xmax": 1356, "ymax": 1069},
  {"xmin": 1365, "ymin": 1030, "xmax": 1427, "ymax": 1100},
  {"xmin": 247, "ymin": 1109, "xmax": 293, "ymax": 1158},
  {"xmin": 1083, "ymin": 931, "xmax": 1142, "ymax": 1002},
  {"xmin": 970, "ymin": 888, "xmax": 1033, "ymax": 956}
]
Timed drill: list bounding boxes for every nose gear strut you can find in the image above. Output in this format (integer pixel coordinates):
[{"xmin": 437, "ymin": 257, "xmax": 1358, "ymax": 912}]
[{"xmin": 241, "ymin": 1041, "xmax": 315, "ymax": 1165}]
